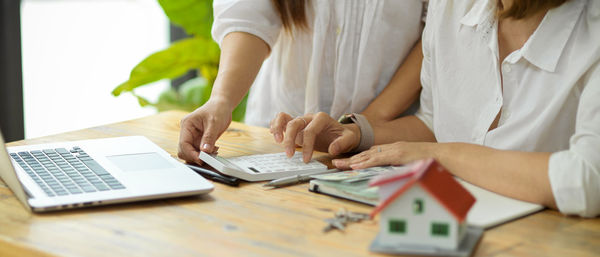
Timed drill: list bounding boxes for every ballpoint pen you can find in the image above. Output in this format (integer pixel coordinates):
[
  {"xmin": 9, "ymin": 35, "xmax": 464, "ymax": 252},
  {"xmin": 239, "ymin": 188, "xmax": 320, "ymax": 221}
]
[
  {"xmin": 263, "ymin": 169, "xmax": 340, "ymax": 188},
  {"xmin": 185, "ymin": 163, "xmax": 240, "ymax": 187}
]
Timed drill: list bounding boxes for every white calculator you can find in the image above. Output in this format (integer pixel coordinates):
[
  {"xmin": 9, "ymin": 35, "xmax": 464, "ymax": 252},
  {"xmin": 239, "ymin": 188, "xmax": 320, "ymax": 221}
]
[{"xmin": 199, "ymin": 151, "xmax": 328, "ymax": 181}]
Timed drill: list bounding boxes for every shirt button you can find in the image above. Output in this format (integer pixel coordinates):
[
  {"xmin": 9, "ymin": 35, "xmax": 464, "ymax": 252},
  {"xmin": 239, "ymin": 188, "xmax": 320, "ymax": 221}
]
[{"xmin": 503, "ymin": 63, "xmax": 512, "ymax": 73}]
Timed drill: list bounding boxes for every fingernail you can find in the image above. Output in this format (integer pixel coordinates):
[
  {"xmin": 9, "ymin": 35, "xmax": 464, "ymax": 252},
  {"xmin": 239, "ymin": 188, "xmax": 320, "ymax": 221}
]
[
  {"xmin": 275, "ymin": 133, "xmax": 282, "ymax": 142},
  {"xmin": 202, "ymin": 144, "xmax": 211, "ymax": 151}
]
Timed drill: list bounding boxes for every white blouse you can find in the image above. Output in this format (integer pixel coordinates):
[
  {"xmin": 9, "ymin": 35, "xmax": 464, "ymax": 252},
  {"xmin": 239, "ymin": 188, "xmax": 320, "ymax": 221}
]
[
  {"xmin": 417, "ymin": 0, "xmax": 600, "ymax": 217},
  {"xmin": 212, "ymin": 0, "xmax": 427, "ymax": 127}
]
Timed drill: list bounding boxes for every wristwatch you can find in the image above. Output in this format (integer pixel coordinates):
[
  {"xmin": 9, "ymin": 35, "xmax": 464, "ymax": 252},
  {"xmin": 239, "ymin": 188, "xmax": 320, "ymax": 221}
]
[
  {"xmin": 337, "ymin": 113, "xmax": 356, "ymax": 124},
  {"xmin": 337, "ymin": 113, "xmax": 374, "ymax": 152}
]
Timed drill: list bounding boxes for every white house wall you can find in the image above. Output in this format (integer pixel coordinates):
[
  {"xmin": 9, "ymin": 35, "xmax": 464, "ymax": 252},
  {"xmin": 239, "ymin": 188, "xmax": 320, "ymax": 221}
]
[{"xmin": 378, "ymin": 185, "xmax": 459, "ymax": 250}]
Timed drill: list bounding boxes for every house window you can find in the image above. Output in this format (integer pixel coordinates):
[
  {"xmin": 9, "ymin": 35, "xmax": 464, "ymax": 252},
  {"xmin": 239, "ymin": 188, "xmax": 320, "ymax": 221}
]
[
  {"xmin": 389, "ymin": 219, "xmax": 406, "ymax": 234},
  {"xmin": 413, "ymin": 198, "xmax": 424, "ymax": 214},
  {"xmin": 431, "ymin": 222, "xmax": 449, "ymax": 237}
]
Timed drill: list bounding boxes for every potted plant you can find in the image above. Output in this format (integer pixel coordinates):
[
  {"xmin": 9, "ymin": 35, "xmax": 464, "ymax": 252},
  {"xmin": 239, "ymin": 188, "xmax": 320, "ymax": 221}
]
[{"xmin": 112, "ymin": 0, "xmax": 246, "ymax": 121}]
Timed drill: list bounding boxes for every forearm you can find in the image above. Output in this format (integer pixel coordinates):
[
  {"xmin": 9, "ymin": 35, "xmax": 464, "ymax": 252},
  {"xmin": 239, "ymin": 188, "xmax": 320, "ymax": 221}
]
[
  {"xmin": 210, "ymin": 32, "xmax": 270, "ymax": 110},
  {"xmin": 361, "ymin": 40, "xmax": 423, "ymax": 123},
  {"xmin": 372, "ymin": 115, "xmax": 436, "ymax": 144},
  {"xmin": 433, "ymin": 143, "xmax": 557, "ymax": 208}
]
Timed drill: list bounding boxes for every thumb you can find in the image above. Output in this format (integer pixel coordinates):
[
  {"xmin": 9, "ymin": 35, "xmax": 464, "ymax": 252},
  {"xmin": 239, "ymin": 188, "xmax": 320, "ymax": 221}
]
[
  {"xmin": 200, "ymin": 122, "xmax": 219, "ymax": 153},
  {"xmin": 328, "ymin": 133, "xmax": 357, "ymax": 156}
]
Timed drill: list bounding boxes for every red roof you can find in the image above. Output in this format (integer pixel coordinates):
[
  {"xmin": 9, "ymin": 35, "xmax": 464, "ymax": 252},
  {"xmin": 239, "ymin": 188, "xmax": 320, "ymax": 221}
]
[{"xmin": 369, "ymin": 159, "xmax": 476, "ymax": 223}]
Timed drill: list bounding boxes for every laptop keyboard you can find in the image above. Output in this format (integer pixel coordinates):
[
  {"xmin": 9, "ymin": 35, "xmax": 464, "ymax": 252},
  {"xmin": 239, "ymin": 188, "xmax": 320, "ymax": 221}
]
[{"xmin": 9, "ymin": 147, "xmax": 125, "ymax": 197}]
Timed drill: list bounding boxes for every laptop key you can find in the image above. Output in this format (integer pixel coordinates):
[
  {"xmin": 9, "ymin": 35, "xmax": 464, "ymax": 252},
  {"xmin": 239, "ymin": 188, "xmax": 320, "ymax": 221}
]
[
  {"xmin": 88, "ymin": 177, "xmax": 101, "ymax": 183},
  {"xmin": 47, "ymin": 182, "xmax": 60, "ymax": 188},
  {"xmin": 55, "ymin": 148, "xmax": 69, "ymax": 154},
  {"xmin": 81, "ymin": 186, "xmax": 97, "ymax": 193},
  {"xmin": 67, "ymin": 188, "xmax": 83, "ymax": 194},
  {"xmin": 99, "ymin": 174, "xmax": 114, "ymax": 179},
  {"xmin": 77, "ymin": 182, "xmax": 93, "ymax": 188},
  {"xmin": 81, "ymin": 160, "xmax": 110, "ymax": 176},
  {"xmin": 109, "ymin": 184, "xmax": 125, "ymax": 190},
  {"xmin": 92, "ymin": 182, "xmax": 110, "ymax": 191},
  {"xmin": 63, "ymin": 182, "xmax": 76, "ymax": 187},
  {"xmin": 103, "ymin": 178, "xmax": 119, "ymax": 184}
]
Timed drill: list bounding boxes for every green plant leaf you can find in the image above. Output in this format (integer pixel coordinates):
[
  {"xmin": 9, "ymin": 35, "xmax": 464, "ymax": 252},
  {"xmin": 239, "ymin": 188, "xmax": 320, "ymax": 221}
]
[
  {"xmin": 112, "ymin": 37, "xmax": 219, "ymax": 96},
  {"xmin": 232, "ymin": 94, "xmax": 248, "ymax": 122},
  {"xmin": 200, "ymin": 64, "xmax": 219, "ymax": 85},
  {"xmin": 133, "ymin": 94, "xmax": 152, "ymax": 107},
  {"xmin": 178, "ymin": 77, "xmax": 210, "ymax": 108},
  {"xmin": 154, "ymin": 88, "xmax": 187, "ymax": 112},
  {"xmin": 158, "ymin": 0, "xmax": 213, "ymax": 39}
]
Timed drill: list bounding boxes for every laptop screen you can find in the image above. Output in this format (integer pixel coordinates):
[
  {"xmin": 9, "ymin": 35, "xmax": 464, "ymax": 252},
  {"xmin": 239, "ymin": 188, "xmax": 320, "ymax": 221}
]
[{"xmin": 0, "ymin": 131, "xmax": 32, "ymax": 211}]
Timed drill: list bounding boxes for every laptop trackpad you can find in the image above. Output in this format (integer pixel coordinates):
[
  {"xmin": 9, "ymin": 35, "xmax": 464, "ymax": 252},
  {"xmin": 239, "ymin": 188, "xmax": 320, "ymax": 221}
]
[{"xmin": 107, "ymin": 152, "xmax": 173, "ymax": 172}]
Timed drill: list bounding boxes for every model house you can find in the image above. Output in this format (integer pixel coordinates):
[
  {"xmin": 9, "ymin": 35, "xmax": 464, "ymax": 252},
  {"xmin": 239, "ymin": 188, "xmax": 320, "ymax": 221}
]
[{"xmin": 369, "ymin": 159, "xmax": 476, "ymax": 250}]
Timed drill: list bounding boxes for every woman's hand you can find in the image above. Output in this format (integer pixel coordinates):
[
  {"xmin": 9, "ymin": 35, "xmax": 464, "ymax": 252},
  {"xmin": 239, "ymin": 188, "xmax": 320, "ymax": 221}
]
[
  {"xmin": 332, "ymin": 141, "xmax": 438, "ymax": 169},
  {"xmin": 176, "ymin": 32, "xmax": 270, "ymax": 165},
  {"xmin": 269, "ymin": 112, "xmax": 361, "ymax": 163},
  {"xmin": 177, "ymin": 99, "xmax": 232, "ymax": 165}
]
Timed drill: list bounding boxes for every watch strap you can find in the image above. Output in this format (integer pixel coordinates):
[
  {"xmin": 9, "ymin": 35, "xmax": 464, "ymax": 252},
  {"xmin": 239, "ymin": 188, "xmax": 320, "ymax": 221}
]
[{"xmin": 350, "ymin": 114, "xmax": 374, "ymax": 152}]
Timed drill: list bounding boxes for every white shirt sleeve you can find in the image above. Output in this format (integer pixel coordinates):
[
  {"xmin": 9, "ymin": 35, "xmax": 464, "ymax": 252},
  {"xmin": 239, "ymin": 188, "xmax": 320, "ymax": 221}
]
[
  {"xmin": 415, "ymin": 0, "xmax": 435, "ymax": 133},
  {"xmin": 211, "ymin": 0, "xmax": 282, "ymax": 48},
  {"xmin": 548, "ymin": 61, "xmax": 600, "ymax": 218}
]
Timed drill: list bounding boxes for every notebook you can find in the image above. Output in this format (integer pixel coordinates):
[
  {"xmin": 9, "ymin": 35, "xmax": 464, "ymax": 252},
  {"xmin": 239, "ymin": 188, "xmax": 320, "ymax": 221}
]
[
  {"xmin": 309, "ymin": 166, "xmax": 544, "ymax": 228},
  {"xmin": 0, "ymin": 132, "xmax": 214, "ymax": 212}
]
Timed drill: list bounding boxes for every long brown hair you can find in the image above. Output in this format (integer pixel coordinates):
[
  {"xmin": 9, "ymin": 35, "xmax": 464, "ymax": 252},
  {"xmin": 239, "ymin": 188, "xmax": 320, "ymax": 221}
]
[
  {"xmin": 271, "ymin": 0, "xmax": 309, "ymax": 31},
  {"xmin": 497, "ymin": 0, "xmax": 569, "ymax": 19}
]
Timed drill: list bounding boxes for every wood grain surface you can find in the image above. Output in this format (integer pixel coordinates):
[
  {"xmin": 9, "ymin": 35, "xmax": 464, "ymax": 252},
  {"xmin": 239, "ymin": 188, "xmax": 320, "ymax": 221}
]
[{"xmin": 1, "ymin": 111, "xmax": 598, "ymax": 257}]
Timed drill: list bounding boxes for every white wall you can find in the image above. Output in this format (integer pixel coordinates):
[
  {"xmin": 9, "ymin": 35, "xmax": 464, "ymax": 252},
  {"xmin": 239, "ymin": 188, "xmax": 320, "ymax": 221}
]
[{"xmin": 21, "ymin": 0, "xmax": 170, "ymax": 139}]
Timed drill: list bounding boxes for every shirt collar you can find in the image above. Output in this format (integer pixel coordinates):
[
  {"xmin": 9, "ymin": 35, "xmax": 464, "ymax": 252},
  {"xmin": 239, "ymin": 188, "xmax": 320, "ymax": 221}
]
[
  {"xmin": 460, "ymin": 0, "xmax": 586, "ymax": 73},
  {"xmin": 521, "ymin": 0, "xmax": 586, "ymax": 72}
]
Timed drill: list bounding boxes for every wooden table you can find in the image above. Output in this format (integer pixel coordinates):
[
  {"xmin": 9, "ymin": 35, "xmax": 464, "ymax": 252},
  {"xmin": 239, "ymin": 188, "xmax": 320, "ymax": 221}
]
[{"xmin": 1, "ymin": 111, "xmax": 598, "ymax": 257}]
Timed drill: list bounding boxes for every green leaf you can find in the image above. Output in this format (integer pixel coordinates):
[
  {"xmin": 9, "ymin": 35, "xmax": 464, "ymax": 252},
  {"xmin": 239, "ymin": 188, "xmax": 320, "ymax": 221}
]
[
  {"xmin": 112, "ymin": 37, "xmax": 219, "ymax": 96},
  {"xmin": 133, "ymin": 94, "xmax": 152, "ymax": 107},
  {"xmin": 158, "ymin": 0, "xmax": 213, "ymax": 39},
  {"xmin": 232, "ymin": 94, "xmax": 248, "ymax": 122},
  {"xmin": 178, "ymin": 77, "xmax": 210, "ymax": 107},
  {"xmin": 154, "ymin": 88, "xmax": 186, "ymax": 112},
  {"xmin": 200, "ymin": 64, "xmax": 219, "ymax": 85}
]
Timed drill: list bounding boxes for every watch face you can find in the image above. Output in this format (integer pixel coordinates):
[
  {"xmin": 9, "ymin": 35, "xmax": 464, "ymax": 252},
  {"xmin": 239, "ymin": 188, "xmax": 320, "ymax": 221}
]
[{"xmin": 338, "ymin": 114, "xmax": 355, "ymax": 124}]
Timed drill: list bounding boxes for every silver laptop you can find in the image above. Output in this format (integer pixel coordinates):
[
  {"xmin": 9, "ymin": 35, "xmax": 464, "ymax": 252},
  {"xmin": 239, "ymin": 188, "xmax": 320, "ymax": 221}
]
[{"xmin": 0, "ymin": 133, "xmax": 213, "ymax": 212}]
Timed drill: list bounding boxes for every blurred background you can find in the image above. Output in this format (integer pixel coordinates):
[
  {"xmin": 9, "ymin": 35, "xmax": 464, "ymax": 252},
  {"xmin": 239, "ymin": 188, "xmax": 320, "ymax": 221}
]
[{"xmin": 1, "ymin": 0, "xmax": 235, "ymax": 142}]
